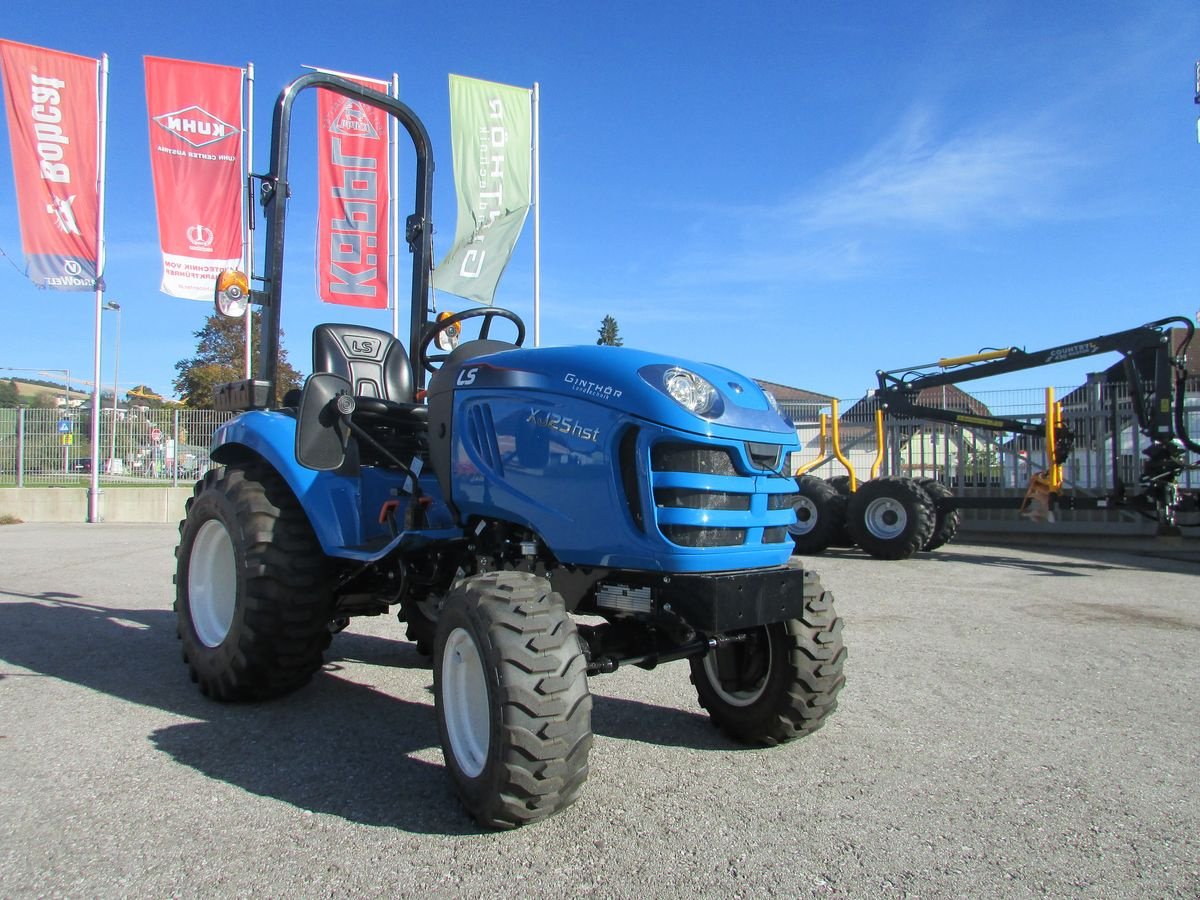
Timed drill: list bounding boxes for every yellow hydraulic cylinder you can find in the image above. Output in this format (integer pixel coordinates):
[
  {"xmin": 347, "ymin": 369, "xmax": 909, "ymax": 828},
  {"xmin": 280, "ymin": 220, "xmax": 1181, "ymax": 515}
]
[{"xmin": 870, "ymin": 408, "xmax": 886, "ymax": 480}]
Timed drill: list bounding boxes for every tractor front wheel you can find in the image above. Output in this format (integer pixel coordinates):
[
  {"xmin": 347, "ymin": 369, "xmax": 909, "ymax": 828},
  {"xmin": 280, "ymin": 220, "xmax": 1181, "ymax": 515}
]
[
  {"xmin": 433, "ymin": 572, "xmax": 593, "ymax": 829},
  {"xmin": 690, "ymin": 571, "xmax": 845, "ymax": 745}
]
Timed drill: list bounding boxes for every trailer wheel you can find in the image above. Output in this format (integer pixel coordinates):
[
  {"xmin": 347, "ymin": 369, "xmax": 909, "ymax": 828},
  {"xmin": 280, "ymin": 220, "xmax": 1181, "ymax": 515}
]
[
  {"xmin": 846, "ymin": 476, "xmax": 936, "ymax": 560},
  {"xmin": 825, "ymin": 476, "xmax": 855, "ymax": 547},
  {"xmin": 690, "ymin": 572, "xmax": 845, "ymax": 745},
  {"xmin": 434, "ymin": 572, "xmax": 592, "ymax": 829},
  {"xmin": 788, "ymin": 475, "xmax": 845, "ymax": 555},
  {"xmin": 918, "ymin": 479, "xmax": 960, "ymax": 551},
  {"xmin": 174, "ymin": 463, "xmax": 335, "ymax": 700}
]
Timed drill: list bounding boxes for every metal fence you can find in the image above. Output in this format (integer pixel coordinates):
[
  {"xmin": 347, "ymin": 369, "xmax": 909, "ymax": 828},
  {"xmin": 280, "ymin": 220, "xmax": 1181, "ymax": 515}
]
[
  {"xmin": 779, "ymin": 377, "xmax": 1200, "ymax": 527},
  {"xmin": 4, "ymin": 378, "xmax": 1199, "ymax": 528},
  {"xmin": 0, "ymin": 407, "xmax": 232, "ymax": 487}
]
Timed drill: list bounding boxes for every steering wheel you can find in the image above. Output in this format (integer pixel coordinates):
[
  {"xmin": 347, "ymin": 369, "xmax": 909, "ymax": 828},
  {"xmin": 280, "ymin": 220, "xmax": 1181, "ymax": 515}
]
[{"xmin": 418, "ymin": 307, "xmax": 526, "ymax": 373}]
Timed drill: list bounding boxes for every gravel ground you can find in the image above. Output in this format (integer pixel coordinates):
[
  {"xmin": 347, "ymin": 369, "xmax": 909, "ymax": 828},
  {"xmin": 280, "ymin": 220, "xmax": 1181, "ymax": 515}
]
[{"xmin": 0, "ymin": 522, "xmax": 1197, "ymax": 898}]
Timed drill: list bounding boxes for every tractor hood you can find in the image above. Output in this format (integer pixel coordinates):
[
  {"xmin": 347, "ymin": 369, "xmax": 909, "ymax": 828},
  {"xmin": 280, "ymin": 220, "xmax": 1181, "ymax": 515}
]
[{"xmin": 448, "ymin": 344, "xmax": 795, "ymax": 440}]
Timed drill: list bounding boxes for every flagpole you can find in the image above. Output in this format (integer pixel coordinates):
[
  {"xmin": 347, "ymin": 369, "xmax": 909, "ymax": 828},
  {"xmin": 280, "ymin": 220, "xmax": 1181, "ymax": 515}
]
[
  {"xmin": 391, "ymin": 72, "xmax": 400, "ymax": 338},
  {"xmin": 244, "ymin": 62, "xmax": 254, "ymax": 379},
  {"xmin": 87, "ymin": 53, "xmax": 109, "ymax": 524},
  {"xmin": 532, "ymin": 82, "xmax": 541, "ymax": 347}
]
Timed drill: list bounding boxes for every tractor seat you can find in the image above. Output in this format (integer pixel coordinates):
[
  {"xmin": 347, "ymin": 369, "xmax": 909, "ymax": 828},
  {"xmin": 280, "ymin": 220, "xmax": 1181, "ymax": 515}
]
[
  {"xmin": 312, "ymin": 323, "xmax": 428, "ymax": 422},
  {"xmin": 312, "ymin": 325, "xmax": 428, "ymax": 468}
]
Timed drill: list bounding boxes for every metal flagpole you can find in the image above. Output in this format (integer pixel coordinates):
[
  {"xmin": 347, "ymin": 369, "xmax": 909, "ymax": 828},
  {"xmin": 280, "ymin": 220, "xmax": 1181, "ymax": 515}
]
[
  {"xmin": 391, "ymin": 72, "xmax": 400, "ymax": 338},
  {"xmin": 244, "ymin": 62, "xmax": 254, "ymax": 379},
  {"xmin": 88, "ymin": 53, "xmax": 110, "ymax": 523},
  {"xmin": 532, "ymin": 82, "xmax": 541, "ymax": 347}
]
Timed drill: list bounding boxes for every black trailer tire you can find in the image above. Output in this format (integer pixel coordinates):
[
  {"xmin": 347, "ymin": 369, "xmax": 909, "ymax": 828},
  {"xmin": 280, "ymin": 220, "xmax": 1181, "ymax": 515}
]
[
  {"xmin": 433, "ymin": 571, "xmax": 593, "ymax": 829},
  {"xmin": 174, "ymin": 463, "xmax": 336, "ymax": 701},
  {"xmin": 846, "ymin": 476, "xmax": 936, "ymax": 560},
  {"xmin": 825, "ymin": 475, "xmax": 855, "ymax": 547},
  {"xmin": 918, "ymin": 478, "xmax": 960, "ymax": 551},
  {"xmin": 689, "ymin": 571, "xmax": 845, "ymax": 745},
  {"xmin": 788, "ymin": 475, "xmax": 845, "ymax": 555}
]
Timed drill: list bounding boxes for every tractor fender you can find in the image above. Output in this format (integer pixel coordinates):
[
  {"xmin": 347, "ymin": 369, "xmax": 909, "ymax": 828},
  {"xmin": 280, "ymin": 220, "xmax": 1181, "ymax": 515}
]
[{"xmin": 208, "ymin": 411, "xmax": 362, "ymax": 555}]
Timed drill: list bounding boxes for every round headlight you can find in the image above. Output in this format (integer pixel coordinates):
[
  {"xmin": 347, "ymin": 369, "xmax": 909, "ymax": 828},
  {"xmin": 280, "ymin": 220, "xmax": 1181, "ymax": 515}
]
[{"xmin": 663, "ymin": 367, "xmax": 717, "ymax": 415}]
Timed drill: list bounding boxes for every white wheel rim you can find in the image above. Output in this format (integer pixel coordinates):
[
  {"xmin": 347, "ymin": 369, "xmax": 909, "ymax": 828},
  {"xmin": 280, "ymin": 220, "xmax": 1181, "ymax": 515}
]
[
  {"xmin": 863, "ymin": 496, "xmax": 907, "ymax": 540},
  {"xmin": 188, "ymin": 519, "xmax": 237, "ymax": 648},
  {"xmin": 441, "ymin": 626, "xmax": 490, "ymax": 778},
  {"xmin": 788, "ymin": 496, "xmax": 818, "ymax": 537},
  {"xmin": 702, "ymin": 632, "xmax": 771, "ymax": 707}
]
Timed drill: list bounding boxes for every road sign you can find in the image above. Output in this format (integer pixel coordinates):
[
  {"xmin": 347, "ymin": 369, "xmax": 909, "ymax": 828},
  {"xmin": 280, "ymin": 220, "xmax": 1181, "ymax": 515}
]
[
  {"xmin": 57, "ymin": 419, "xmax": 71, "ymax": 434},
  {"xmin": 61, "ymin": 434, "xmax": 73, "ymax": 446},
  {"xmin": 150, "ymin": 427, "xmax": 163, "ymax": 443}
]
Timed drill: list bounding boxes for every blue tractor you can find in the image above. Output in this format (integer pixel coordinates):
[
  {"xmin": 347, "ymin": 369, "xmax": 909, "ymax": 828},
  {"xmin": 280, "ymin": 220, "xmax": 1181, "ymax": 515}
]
[{"xmin": 174, "ymin": 72, "xmax": 845, "ymax": 829}]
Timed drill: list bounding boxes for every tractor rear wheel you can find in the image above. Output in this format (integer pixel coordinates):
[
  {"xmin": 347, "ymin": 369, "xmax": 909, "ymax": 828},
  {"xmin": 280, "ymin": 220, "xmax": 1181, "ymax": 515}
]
[
  {"xmin": 788, "ymin": 475, "xmax": 845, "ymax": 555},
  {"xmin": 918, "ymin": 478, "xmax": 960, "ymax": 551},
  {"xmin": 846, "ymin": 476, "xmax": 936, "ymax": 560},
  {"xmin": 433, "ymin": 571, "xmax": 593, "ymax": 829},
  {"xmin": 690, "ymin": 571, "xmax": 845, "ymax": 744},
  {"xmin": 174, "ymin": 462, "xmax": 335, "ymax": 700}
]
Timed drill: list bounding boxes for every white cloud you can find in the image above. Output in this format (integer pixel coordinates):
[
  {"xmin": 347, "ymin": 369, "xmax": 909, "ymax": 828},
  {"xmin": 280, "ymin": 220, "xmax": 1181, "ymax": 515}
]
[{"xmin": 796, "ymin": 107, "xmax": 1081, "ymax": 232}]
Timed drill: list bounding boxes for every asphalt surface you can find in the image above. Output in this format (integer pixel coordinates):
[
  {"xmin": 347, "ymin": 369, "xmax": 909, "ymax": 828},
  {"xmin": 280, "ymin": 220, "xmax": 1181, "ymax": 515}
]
[{"xmin": 1, "ymin": 523, "xmax": 1197, "ymax": 898}]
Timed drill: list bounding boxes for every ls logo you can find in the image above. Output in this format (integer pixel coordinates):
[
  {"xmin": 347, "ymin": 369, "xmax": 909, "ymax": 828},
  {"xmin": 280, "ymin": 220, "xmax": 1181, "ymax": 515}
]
[
  {"xmin": 349, "ymin": 338, "xmax": 378, "ymax": 356},
  {"xmin": 457, "ymin": 367, "xmax": 479, "ymax": 387}
]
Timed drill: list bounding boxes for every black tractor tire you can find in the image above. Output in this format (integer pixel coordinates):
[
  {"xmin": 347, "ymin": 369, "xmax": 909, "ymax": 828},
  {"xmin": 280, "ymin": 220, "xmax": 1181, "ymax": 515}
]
[
  {"xmin": 433, "ymin": 571, "xmax": 593, "ymax": 829},
  {"xmin": 400, "ymin": 596, "xmax": 438, "ymax": 656},
  {"xmin": 846, "ymin": 476, "xmax": 936, "ymax": 560},
  {"xmin": 174, "ymin": 462, "xmax": 335, "ymax": 701},
  {"xmin": 690, "ymin": 570, "xmax": 845, "ymax": 745},
  {"xmin": 825, "ymin": 475, "xmax": 855, "ymax": 547},
  {"xmin": 788, "ymin": 475, "xmax": 845, "ymax": 555},
  {"xmin": 918, "ymin": 478, "xmax": 960, "ymax": 551}
]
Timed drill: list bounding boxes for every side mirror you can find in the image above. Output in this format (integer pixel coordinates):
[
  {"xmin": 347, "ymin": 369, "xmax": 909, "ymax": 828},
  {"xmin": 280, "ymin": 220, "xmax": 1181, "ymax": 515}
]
[
  {"xmin": 295, "ymin": 372, "xmax": 355, "ymax": 471},
  {"xmin": 214, "ymin": 269, "xmax": 250, "ymax": 319}
]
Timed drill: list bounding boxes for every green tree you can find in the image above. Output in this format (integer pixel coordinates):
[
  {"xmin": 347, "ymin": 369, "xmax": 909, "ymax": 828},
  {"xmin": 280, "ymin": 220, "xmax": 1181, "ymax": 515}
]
[
  {"xmin": 0, "ymin": 379, "xmax": 18, "ymax": 407},
  {"xmin": 596, "ymin": 314, "xmax": 623, "ymax": 347},
  {"xmin": 173, "ymin": 311, "xmax": 302, "ymax": 409}
]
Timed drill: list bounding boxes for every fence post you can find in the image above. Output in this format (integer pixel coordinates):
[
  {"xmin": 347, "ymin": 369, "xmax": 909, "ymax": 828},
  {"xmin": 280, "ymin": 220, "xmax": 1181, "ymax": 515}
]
[
  {"xmin": 16, "ymin": 407, "xmax": 24, "ymax": 488},
  {"xmin": 172, "ymin": 408, "xmax": 180, "ymax": 487}
]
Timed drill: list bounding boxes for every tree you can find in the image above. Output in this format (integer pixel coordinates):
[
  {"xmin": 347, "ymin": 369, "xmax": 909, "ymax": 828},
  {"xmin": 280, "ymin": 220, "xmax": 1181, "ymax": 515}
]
[
  {"xmin": 0, "ymin": 379, "xmax": 18, "ymax": 407},
  {"xmin": 173, "ymin": 311, "xmax": 302, "ymax": 409},
  {"xmin": 596, "ymin": 314, "xmax": 623, "ymax": 347}
]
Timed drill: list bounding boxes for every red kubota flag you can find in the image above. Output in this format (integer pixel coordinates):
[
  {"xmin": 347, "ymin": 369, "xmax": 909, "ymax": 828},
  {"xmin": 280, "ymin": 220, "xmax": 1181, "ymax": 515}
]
[
  {"xmin": 0, "ymin": 39, "xmax": 101, "ymax": 291},
  {"xmin": 316, "ymin": 74, "xmax": 389, "ymax": 307},
  {"xmin": 144, "ymin": 56, "xmax": 243, "ymax": 300}
]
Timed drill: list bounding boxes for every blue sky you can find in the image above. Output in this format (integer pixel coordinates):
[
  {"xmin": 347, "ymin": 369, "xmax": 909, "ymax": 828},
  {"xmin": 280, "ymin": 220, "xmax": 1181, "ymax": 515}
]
[{"xmin": 1, "ymin": 0, "xmax": 1198, "ymax": 402}]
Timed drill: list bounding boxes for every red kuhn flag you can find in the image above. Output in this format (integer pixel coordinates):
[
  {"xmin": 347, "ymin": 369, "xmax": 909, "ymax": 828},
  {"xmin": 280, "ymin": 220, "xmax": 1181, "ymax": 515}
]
[
  {"xmin": 316, "ymin": 75, "xmax": 390, "ymax": 308},
  {"xmin": 0, "ymin": 39, "xmax": 101, "ymax": 290},
  {"xmin": 145, "ymin": 56, "xmax": 244, "ymax": 300}
]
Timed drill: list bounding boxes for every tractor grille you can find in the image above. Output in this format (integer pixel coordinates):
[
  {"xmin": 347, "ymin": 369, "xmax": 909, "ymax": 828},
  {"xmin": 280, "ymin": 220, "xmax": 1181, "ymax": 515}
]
[{"xmin": 647, "ymin": 440, "xmax": 797, "ymax": 549}]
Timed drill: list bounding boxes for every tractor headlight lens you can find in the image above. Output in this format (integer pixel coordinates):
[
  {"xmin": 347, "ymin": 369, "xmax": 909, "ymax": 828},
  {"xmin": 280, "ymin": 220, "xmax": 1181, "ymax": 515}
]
[{"xmin": 663, "ymin": 367, "xmax": 717, "ymax": 416}]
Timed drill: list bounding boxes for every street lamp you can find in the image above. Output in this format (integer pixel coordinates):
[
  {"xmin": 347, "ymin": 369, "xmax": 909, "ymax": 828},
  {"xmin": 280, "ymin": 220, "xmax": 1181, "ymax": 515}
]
[{"xmin": 103, "ymin": 301, "xmax": 121, "ymax": 472}]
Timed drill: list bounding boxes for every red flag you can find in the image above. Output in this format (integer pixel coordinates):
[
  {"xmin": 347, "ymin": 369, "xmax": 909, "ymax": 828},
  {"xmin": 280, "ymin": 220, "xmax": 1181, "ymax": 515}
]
[
  {"xmin": 144, "ymin": 56, "xmax": 244, "ymax": 300},
  {"xmin": 0, "ymin": 39, "xmax": 100, "ymax": 291},
  {"xmin": 316, "ymin": 76, "xmax": 390, "ymax": 308}
]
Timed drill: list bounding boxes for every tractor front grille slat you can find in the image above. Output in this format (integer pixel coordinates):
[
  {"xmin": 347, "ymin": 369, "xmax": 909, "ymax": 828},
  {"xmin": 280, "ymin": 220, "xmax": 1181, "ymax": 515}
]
[{"xmin": 647, "ymin": 440, "xmax": 795, "ymax": 549}]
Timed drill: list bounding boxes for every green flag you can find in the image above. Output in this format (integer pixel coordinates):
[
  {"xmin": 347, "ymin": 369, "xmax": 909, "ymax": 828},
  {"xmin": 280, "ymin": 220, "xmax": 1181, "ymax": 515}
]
[{"xmin": 433, "ymin": 74, "xmax": 531, "ymax": 305}]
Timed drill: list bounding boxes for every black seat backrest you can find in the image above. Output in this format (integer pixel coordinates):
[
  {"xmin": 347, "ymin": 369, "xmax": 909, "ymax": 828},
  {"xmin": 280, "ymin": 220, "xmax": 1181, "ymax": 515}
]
[{"xmin": 312, "ymin": 324, "xmax": 414, "ymax": 403}]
